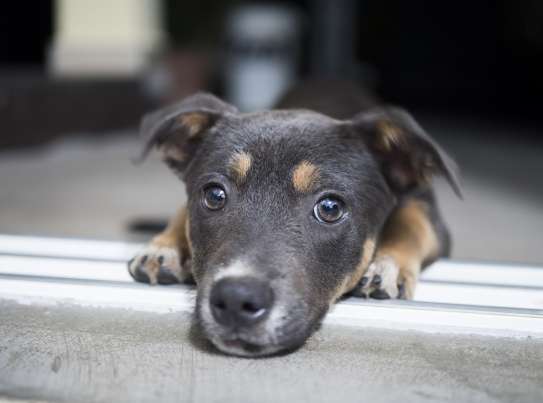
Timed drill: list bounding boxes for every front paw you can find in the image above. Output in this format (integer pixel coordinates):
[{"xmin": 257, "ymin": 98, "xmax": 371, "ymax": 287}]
[
  {"xmin": 128, "ymin": 244, "xmax": 186, "ymax": 285},
  {"xmin": 352, "ymin": 256, "xmax": 404, "ymax": 299}
]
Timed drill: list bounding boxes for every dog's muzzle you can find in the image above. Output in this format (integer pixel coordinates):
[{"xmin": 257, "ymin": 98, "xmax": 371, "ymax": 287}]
[{"xmin": 197, "ymin": 260, "xmax": 313, "ymax": 357}]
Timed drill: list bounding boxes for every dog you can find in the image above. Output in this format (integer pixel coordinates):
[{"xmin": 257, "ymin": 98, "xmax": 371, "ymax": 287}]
[{"xmin": 128, "ymin": 82, "xmax": 461, "ymax": 357}]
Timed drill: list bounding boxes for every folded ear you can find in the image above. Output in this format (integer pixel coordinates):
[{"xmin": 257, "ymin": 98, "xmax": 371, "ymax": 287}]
[
  {"xmin": 135, "ymin": 92, "xmax": 238, "ymax": 175},
  {"xmin": 349, "ymin": 107, "xmax": 462, "ymax": 198}
]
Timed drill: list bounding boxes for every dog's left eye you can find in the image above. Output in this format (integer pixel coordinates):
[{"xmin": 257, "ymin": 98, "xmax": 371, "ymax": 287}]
[
  {"xmin": 203, "ymin": 185, "xmax": 227, "ymax": 210},
  {"xmin": 314, "ymin": 197, "xmax": 345, "ymax": 223}
]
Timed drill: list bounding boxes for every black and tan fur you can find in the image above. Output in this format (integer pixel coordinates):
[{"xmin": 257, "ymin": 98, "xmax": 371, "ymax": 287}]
[{"xmin": 128, "ymin": 83, "xmax": 460, "ymax": 356}]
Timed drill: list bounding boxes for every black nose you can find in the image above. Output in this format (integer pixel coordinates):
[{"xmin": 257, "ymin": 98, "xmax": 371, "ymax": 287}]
[{"xmin": 210, "ymin": 277, "xmax": 274, "ymax": 328}]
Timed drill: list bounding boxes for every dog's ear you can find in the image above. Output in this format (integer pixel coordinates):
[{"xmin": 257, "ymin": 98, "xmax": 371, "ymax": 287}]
[
  {"xmin": 349, "ymin": 107, "xmax": 462, "ymax": 198},
  {"xmin": 136, "ymin": 92, "xmax": 238, "ymax": 175}
]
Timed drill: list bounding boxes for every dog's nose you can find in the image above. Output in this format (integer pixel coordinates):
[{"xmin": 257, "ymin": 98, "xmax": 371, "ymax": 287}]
[{"xmin": 210, "ymin": 277, "xmax": 274, "ymax": 328}]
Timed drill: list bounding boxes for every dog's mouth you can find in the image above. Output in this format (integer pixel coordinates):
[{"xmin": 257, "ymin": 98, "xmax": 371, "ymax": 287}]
[
  {"xmin": 202, "ymin": 328, "xmax": 282, "ymax": 357},
  {"xmin": 207, "ymin": 327, "xmax": 311, "ymax": 357},
  {"xmin": 220, "ymin": 336, "xmax": 267, "ymax": 355},
  {"xmin": 200, "ymin": 315, "xmax": 298, "ymax": 357}
]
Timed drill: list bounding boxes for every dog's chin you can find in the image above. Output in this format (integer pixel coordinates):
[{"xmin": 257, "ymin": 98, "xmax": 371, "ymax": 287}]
[
  {"xmin": 206, "ymin": 331, "xmax": 309, "ymax": 357},
  {"xmin": 209, "ymin": 335, "xmax": 288, "ymax": 357},
  {"xmin": 197, "ymin": 310, "xmax": 319, "ymax": 357}
]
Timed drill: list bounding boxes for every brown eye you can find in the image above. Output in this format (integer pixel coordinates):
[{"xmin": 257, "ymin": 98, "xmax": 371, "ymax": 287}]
[
  {"xmin": 203, "ymin": 185, "xmax": 226, "ymax": 210},
  {"xmin": 314, "ymin": 197, "xmax": 344, "ymax": 223}
]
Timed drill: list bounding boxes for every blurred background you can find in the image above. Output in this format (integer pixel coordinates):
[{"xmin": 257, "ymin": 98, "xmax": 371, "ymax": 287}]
[{"xmin": 0, "ymin": 0, "xmax": 542, "ymax": 264}]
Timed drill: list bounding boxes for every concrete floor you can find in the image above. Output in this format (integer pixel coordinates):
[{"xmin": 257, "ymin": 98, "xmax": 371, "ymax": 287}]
[
  {"xmin": 1, "ymin": 300, "xmax": 542, "ymax": 403},
  {"xmin": 0, "ymin": 115, "xmax": 542, "ymax": 264}
]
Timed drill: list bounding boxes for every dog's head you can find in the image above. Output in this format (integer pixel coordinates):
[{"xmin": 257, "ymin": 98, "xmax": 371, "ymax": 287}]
[{"xmin": 139, "ymin": 92, "xmax": 460, "ymax": 356}]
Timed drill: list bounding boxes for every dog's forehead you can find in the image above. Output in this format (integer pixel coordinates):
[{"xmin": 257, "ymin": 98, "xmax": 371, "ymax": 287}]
[
  {"xmin": 208, "ymin": 109, "xmax": 365, "ymax": 183},
  {"xmin": 217, "ymin": 109, "xmax": 339, "ymax": 143}
]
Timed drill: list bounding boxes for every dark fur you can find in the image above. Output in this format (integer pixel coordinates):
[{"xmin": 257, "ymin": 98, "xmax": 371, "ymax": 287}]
[{"xmin": 130, "ymin": 82, "xmax": 460, "ymax": 356}]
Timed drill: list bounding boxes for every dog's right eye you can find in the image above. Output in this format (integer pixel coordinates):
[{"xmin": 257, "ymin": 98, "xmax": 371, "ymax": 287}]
[
  {"xmin": 313, "ymin": 197, "xmax": 345, "ymax": 223},
  {"xmin": 203, "ymin": 185, "xmax": 227, "ymax": 210}
]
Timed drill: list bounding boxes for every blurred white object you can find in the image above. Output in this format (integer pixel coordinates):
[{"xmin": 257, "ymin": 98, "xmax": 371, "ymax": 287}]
[
  {"xmin": 49, "ymin": 0, "xmax": 165, "ymax": 77},
  {"xmin": 224, "ymin": 4, "xmax": 301, "ymax": 111}
]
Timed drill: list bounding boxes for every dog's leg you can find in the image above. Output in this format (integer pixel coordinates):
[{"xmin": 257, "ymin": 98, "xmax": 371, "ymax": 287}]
[
  {"xmin": 128, "ymin": 206, "xmax": 192, "ymax": 284},
  {"xmin": 355, "ymin": 191, "xmax": 448, "ymax": 299}
]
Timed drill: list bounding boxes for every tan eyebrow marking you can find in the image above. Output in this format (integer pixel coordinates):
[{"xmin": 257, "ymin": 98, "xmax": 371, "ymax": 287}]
[
  {"xmin": 292, "ymin": 161, "xmax": 319, "ymax": 193},
  {"xmin": 229, "ymin": 151, "xmax": 253, "ymax": 183}
]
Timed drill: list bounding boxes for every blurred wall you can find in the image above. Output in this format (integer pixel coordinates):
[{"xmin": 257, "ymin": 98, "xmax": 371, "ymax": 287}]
[
  {"xmin": 1, "ymin": 0, "xmax": 542, "ymax": 151},
  {"xmin": 50, "ymin": 0, "xmax": 164, "ymax": 76}
]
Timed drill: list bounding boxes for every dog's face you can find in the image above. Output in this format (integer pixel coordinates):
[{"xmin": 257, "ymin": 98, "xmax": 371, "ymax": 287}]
[
  {"xmin": 185, "ymin": 110, "xmax": 393, "ymax": 356},
  {"xmin": 140, "ymin": 93, "xmax": 460, "ymax": 356}
]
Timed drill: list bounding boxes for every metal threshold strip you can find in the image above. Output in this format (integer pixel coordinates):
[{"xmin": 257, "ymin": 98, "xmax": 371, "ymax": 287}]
[
  {"xmin": 0, "ymin": 234, "xmax": 542, "ymax": 339},
  {"xmin": 1, "ymin": 273, "xmax": 542, "ymax": 340}
]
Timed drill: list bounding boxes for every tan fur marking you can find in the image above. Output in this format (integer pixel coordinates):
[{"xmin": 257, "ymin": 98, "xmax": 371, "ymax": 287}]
[
  {"xmin": 331, "ymin": 276, "xmax": 351, "ymax": 305},
  {"xmin": 185, "ymin": 215, "xmax": 193, "ymax": 257},
  {"xmin": 292, "ymin": 161, "xmax": 319, "ymax": 193},
  {"xmin": 160, "ymin": 145, "xmax": 186, "ymax": 162},
  {"xmin": 349, "ymin": 238, "xmax": 376, "ymax": 291},
  {"xmin": 376, "ymin": 200, "xmax": 439, "ymax": 298},
  {"xmin": 332, "ymin": 238, "xmax": 376, "ymax": 301},
  {"xmin": 229, "ymin": 151, "xmax": 252, "ymax": 183},
  {"xmin": 376, "ymin": 120, "xmax": 403, "ymax": 151},
  {"xmin": 145, "ymin": 258, "xmax": 161, "ymax": 279},
  {"xmin": 152, "ymin": 206, "xmax": 190, "ymax": 254},
  {"xmin": 179, "ymin": 113, "xmax": 209, "ymax": 138}
]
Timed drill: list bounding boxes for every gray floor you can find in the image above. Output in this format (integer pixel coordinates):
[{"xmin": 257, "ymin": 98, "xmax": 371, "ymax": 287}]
[
  {"xmin": 0, "ymin": 116, "xmax": 542, "ymax": 264},
  {"xmin": 1, "ymin": 300, "xmax": 542, "ymax": 403}
]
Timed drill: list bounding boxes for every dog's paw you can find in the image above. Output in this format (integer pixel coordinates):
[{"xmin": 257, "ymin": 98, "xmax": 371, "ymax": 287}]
[
  {"xmin": 353, "ymin": 255, "xmax": 404, "ymax": 299},
  {"xmin": 128, "ymin": 244, "xmax": 187, "ymax": 285}
]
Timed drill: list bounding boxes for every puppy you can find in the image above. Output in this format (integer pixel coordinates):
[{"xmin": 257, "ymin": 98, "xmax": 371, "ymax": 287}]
[{"xmin": 128, "ymin": 84, "xmax": 461, "ymax": 357}]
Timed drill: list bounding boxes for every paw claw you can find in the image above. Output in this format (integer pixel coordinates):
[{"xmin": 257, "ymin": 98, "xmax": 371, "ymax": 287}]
[
  {"xmin": 371, "ymin": 274, "xmax": 382, "ymax": 286},
  {"xmin": 135, "ymin": 265, "xmax": 151, "ymax": 283},
  {"xmin": 398, "ymin": 283, "xmax": 406, "ymax": 299},
  {"xmin": 157, "ymin": 266, "xmax": 179, "ymax": 284},
  {"xmin": 128, "ymin": 244, "xmax": 186, "ymax": 285},
  {"xmin": 369, "ymin": 289, "xmax": 390, "ymax": 300},
  {"xmin": 353, "ymin": 255, "xmax": 401, "ymax": 300}
]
